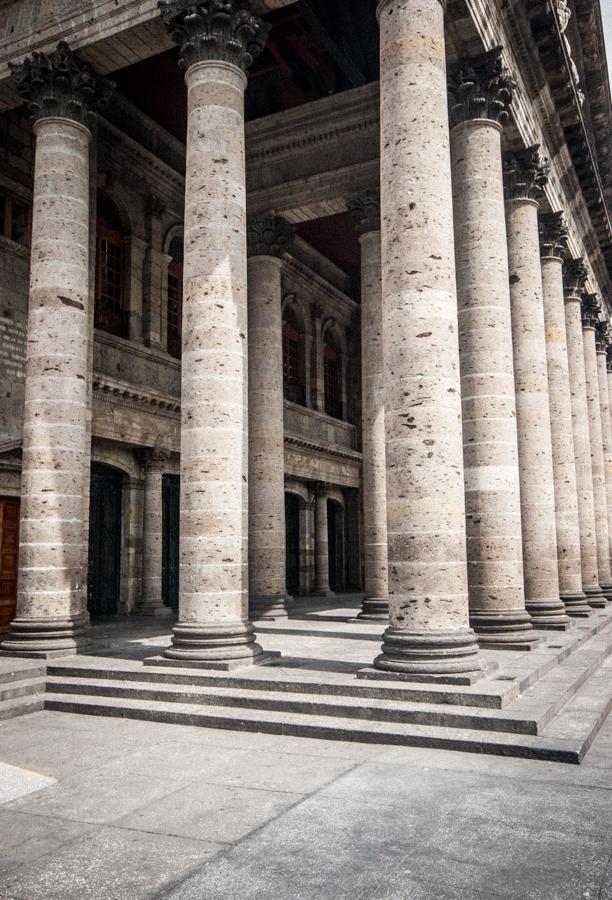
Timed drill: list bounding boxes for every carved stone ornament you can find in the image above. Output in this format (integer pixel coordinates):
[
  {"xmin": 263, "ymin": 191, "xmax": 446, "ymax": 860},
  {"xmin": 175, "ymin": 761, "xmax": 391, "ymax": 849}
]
[
  {"xmin": 539, "ymin": 211, "xmax": 569, "ymax": 259},
  {"xmin": 447, "ymin": 46, "xmax": 515, "ymax": 128},
  {"xmin": 581, "ymin": 292, "xmax": 601, "ymax": 330},
  {"xmin": 595, "ymin": 320, "xmax": 611, "ymax": 353},
  {"xmin": 247, "ymin": 216, "xmax": 295, "ymax": 258},
  {"xmin": 347, "ymin": 189, "xmax": 380, "ymax": 235},
  {"xmin": 158, "ymin": 0, "xmax": 271, "ymax": 72},
  {"xmin": 503, "ymin": 145, "xmax": 550, "ymax": 201},
  {"xmin": 9, "ymin": 41, "xmax": 113, "ymax": 127},
  {"xmin": 563, "ymin": 257, "xmax": 588, "ymax": 298}
]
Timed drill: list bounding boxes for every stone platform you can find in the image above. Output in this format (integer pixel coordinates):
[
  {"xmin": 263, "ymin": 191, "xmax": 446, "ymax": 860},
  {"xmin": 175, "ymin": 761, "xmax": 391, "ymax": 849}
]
[{"xmin": 20, "ymin": 595, "xmax": 612, "ymax": 764}]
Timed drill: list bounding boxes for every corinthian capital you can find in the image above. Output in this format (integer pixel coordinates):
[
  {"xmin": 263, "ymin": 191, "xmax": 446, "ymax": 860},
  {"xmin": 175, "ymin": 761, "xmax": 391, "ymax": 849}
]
[
  {"xmin": 158, "ymin": 0, "xmax": 270, "ymax": 72},
  {"xmin": 539, "ymin": 211, "xmax": 569, "ymax": 259},
  {"xmin": 347, "ymin": 190, "xmax": 380, "ymax": 235},
  {"xmin": 503, "ymin": 145, "xmax": 550, "ymax": 201},
  {"xmin": 581, "ymin": 293, "xmax": 601, "ymax": 329},
  {"xmin": 563, "ymin": 257, "xmax": 588, "ymax": 298},
  {"xmin": 9, "ymin": 41, "xmax": 113, "ymax": 127},
  {"xmin": 448, "ymin": 46, "xmax": 515, "ymax": 128},
  {"xmin": 247, "ymin": 216, "xmax": 295, "ymax": 258},
  {"xmin": 595, "ymin": 321, "xmax": 610, "ymax": 353}
]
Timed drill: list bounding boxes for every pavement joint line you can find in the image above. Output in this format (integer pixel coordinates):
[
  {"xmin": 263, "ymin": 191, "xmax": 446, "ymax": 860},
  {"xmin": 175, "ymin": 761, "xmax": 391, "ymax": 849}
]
[{"xmin": 0, "ymin": 762, "xmax": 56, "ymax": 784}]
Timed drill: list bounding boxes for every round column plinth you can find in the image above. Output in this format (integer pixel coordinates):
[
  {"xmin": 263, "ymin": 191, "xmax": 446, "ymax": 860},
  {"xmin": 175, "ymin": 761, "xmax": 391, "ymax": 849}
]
[
  {"xmin": 584, "ymin": 584, "xmax": 607, "ymax": 608},
  {"xmin": 598, "ymin": 582, "xmax": 612, "ymax": 602},
  {"xmin": 0, "ymin": 616, "xmax": 88, "ymax": 657},
  {"xmin": 374, "ymin": 627, "xmax": 482, "ymax": 677},
  {"xmin": 164, "ymin": 621, "xmax": 263, "ymax": 663},
  {"xmin": 470, "ymin": 608, "xmax": 540, "ymax": 648},
  {"xmin": 525, "ymin": 600, "xmax": 571, "ymax": 630},
  {"xmin": 357, "ymin": 597, "xmax": 389, "ymax": 621},
  {"xmin": 560, "ymin": 590, "xmax": 592, "ymax": 617},
  {"xmin": 249, "ymin": 594, "xmax": 289, "ymax": 621}
]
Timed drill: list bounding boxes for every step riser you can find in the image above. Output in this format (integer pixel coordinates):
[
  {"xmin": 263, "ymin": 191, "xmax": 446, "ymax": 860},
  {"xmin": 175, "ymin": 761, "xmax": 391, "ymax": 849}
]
[
  {"xmin": 43, "ymin": 697, "xmax": 581, "ymax": 764},
  {"xmin": 45, "ymin": 680, "xmax": 537, "ymax": 735},
  {"xmin": 0, "ymin": 681, "xmax": 45, "ymax": 702},
  {"xmin": 525, "ymin": 647, "xmax": 612, "ymax": 732},
  {"xmin": 0, "ymin": 698, "xmax": 44, "ymax": 721},
  {"xmin": 0, "ymin": 667, "xmax": 45, "ymax": 686}
]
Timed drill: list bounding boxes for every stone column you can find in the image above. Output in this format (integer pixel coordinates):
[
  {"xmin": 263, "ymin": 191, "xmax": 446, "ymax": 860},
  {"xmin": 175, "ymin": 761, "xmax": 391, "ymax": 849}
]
[
  {"xmin": 247, "ymin": 217, "xmax": 294, "ymax": 620},
  {"xmin": 539, "ymin": 213, "xmax": 590, "ymax": 616},
  {"xmin": 313, "ymin": 485, "xmax": 332, "ymax": 596},
  {"xmin": 137, "ymin": 449, "xmax": 171, "ymax": 616},
  {"xmin": 596, "ymin": 323, "xmax": 612, "ymax": 583},
  {"xmin": 563, "ymin": 259, "xmax": 606, "ymax": 605},
  {"xmin": 448, "ymin": 49, "xmax": 537, "ymax": 648},
  {"xmin": 582, "ymin": 293, "xmax": 612, "ymax": 599},
  {"xmin": 606, "ymin": 346, "xmax": 612, "ymax": 568},
  {"xmin": 347, "ymin": 190, "xmax": 388, "ymax": 621},
  {"xmin": 143, "ymin": 194, "xmax": 166, "ymax": 351},
  {"xmin": 1, "ymin": 43, "xmax": 111, "ymax": 657},
  {"xmin": 503, "ymin": 147, "xmax": 570, "ymax": 630},
  {"xmin": 158, "ymin": 1, "xmax": 271, "ymax": 663},
  {"xmin": 373, "ymin": 0, "xmax": 481, "ymax": 678}
]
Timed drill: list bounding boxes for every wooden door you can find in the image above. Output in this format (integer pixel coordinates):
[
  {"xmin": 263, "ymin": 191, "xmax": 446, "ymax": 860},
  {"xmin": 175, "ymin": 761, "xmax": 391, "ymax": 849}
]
[
  {"xmin": 87, "ymin": 464, "xmax": 122, "ymax": 617},
  {"xmin": 0, "ymin": 498, "xmax": 20, "ymax": 633},
  {"xmin": 285, "ymin": 493, "xmax": 300, "ymax": 597},
  {"xmin": 162, "ymin": 474, "xmax": 180, "ymax": 610}
]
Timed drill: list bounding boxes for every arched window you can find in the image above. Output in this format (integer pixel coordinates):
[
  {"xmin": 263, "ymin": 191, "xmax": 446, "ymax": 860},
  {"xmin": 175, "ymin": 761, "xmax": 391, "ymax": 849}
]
[
  {"xmin": 95, "ymin": 193, "xmax": 127, "ymax": 338},
  {"xmin": 283, "ymin": 307, "xmax": 305, "ymax": 405},
  {"xmin": 167, "ymin": 235, "xmax": 183, "ymax": 360},
  {"xmin": 324, "ymin": 332, "xmax": 342, "ymax": 419}
]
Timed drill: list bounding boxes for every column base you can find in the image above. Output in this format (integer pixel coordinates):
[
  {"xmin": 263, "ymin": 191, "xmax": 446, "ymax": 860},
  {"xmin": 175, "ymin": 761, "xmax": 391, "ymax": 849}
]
[
  {"xmin": 312, "ymin": 588, "xmax": 334, "ymax": 597},
  {"xmin": 584, "ymin": 584, "xmax": 607, "ymax": 608},
  {"xmin": 133, "ymin": 604, "xmax": 175, "ymax": 618},
  {"xmin": 249, "ymin": 594, "xmax": 289, "ymax": 621},
  {"xmin": 0, "ymin": 616, "xmax": 89, "ymax": 658},
  {"xmin": 560, "ymin": 591, "xmax": 592, "ymax": 617},
  {"xmin": 356, "ymin": 597, "xmax": 389, "ymax": 621},
  {"xmin": 598, "ymin": 581, "xmax": 612, "ymax": 602},
  {"xmin": 525, "ymin": 599, "xmax": 572, "ymax": 630},
  {"xmin": 144, "ymin": 651, "xmax": 281, "ymax": 671},
  {"xmin": 470, "ymin": 608, "xmax": 540, "ymax": 650},
  {"xmin": 162, "ymin": 620, "xmax": 264, "ymax": 665},
  {"xmin": 373, "ymin": 626, "xmax": 482, "ymax": 679}
]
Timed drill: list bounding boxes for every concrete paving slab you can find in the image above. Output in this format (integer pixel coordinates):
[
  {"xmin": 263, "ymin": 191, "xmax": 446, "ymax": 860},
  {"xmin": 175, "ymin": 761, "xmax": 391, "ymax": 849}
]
[
  {"xmin": 0, "ymin": 762, "xmax": 55, "ymax": 803},
  {"xmin": 0, "ymin": 810, "xmax": 96, "ymax": 878}
]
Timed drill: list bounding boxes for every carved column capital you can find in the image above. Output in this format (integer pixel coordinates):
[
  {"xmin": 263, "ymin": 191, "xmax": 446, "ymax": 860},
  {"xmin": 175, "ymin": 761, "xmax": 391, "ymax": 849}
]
[
  {"xmin": 137, "ymin": 447, "xmax": 172, "ymax": 468},
  {"xmin": 9, "ymin": 41, "xmax": 113, "ymax": 127},
  {"xmin": 347, "ymin": 189, "xmax": 380, "ymax": 235},
  {"xmin": 581, "ymin": 292, "xmax": 601, "ymax": 330},
  {"xmin": 503, "ymin": 145, "xmax": 550, "ymax": 201},
  {"xmin": 247, "ymin": 216, "xmax": 294, "ymax": 258},
  {"xmin": 158, "ymin": 0, "xmax": 270, "ymax": 72},
  {"xmin": 539, "ymin": 211, "xmax": 569, "ymax": 259},
  {"xmin": 563, "ymin": 257, "xmax": 588, "ymax": 299},
  {"xmin": 314, "ymin": 481, "xmax": 333, "ymax": 498},
  {"xmin": 448, "ymin": 46, "xmax": 515, "ymax": 129},
  {"xmin": 595, "ymin": 320, "xmax": 610, "ymax": 353}
]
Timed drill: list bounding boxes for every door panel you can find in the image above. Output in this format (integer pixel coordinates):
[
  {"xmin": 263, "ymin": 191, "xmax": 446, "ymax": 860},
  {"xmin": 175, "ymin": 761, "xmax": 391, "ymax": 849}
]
[
  {"xmin": 87, "ymin": 464, "xmax": 122, "ymax": 617},
  {"xmin": 285, "ymin": 493, "xmax": 300, "ymax": 597},
  {"xmin": 0, "ymin": 498, "xmax": 19, "ymax": 633},
  {"xmin": 162, "ymin": 474, "xmax": 180, "ymax": 610}
]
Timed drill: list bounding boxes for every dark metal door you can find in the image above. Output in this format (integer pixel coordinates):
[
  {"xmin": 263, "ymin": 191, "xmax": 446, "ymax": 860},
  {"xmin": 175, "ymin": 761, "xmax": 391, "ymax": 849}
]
[
  {"xmin": 328, "ymin": 500, "xmax": 337, "ymax": 593},
  {"xmin": 285, "ymin": 493, "xmax": 300, "ymax": 596},
  {"xmin": 162, "ymin": 474, "xmax": 180, "ymax": 610},
  {"xmin": 87, "ymin": 463, "xmax": 122, "ymax": 617}
]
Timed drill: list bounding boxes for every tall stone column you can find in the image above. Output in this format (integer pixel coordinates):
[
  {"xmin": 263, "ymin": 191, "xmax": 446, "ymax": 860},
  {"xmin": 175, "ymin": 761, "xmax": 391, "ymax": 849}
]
[
  {"xmin": 137, "ymin": 449, "xmax": 171, "ymax": 616},
  {"xmin": 582, "ymin": 294, "xmax": 612, "ymax": 600},
  {"xmin": 606, "ymin": 348, "xmax": 612, "ymax": 565},
  {"xmin": 563, "ymin": 259, "xmax": 606, "ymax": 606},
  {"xmin": 596, "ymin": 323, "xmax": 612, "ymax": 583},
  {"xmin": 373, "ymin": 0, "xmax": 481, "ymax": 678},
  {"xmin": 247, "ymin": 217, "xmax": 294, "ymax": 620},
  {"xmin": 448, "ymin": 49, "xmax": 536, "ymax": 649},
  {"xmin": 158, "ymin": 1, "xmax": 271, "ymax": 663},
  {"xmin": 539, "ymin": 214, "xmax": 590, "ymax": 616},
  {"xmin": 1, "ymin": 44, "xmax": 110, "ymax": 657},
  {"xmin": 313, "ymin": 485, "xmax": 332, "ymax": 597},
  {"xmin": 347, "ymin": 190, "xmax": 389, "ymax": 621},
  {"xmin": 503, "ymin": 148, "xmax": 570, "ymax": 629}
]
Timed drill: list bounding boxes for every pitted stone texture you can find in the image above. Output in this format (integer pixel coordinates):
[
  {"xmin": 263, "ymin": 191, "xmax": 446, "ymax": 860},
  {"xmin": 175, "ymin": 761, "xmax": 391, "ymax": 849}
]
[
  {"xmin": 247, "ymin": 251, "xmax": 288, "ymax": 620},
  {"xmin": 375, "ymin": 0, "xmax": 481, "ymax": 676},
  {"xmin": 138, "ymin": 450, "xmax": 171, "ymax": 616},
  {"xmin": 596, "ymin": 326, "xmax": 612, "ymax": 595},
  {"xmin": 581, "ymin": 297, "xmax": 612, "ymax": 600},
  {"xmin": 313, "ymin": 487, "xmax": 332, "ymax": 597},
  {"xmin": 506, "ymin": 196, "xmax": 568, "ymax": 629},
  {"xmin": 347, "ymin": 193, "xmax": 388, "ymax": 622},
  {"xmin": 0, "ymin": 116, "xmax": 92, "ymax": 657},
  {"xmin": 563, "ymin": 260, "xmax": 606, "ymax": 607},
  {"xmin": 606, "ymin": 347, "xmax": 612, "ymax": 572},
  {"xmin": 539, "ymin": 222, "xmax": 590, "ymax": 617},
  {"xmin": 164, "ymin": 60, "xmax": 263, "ymax": 663},
  {"xmin": 450, "ymin": 116, "xmax": 534, "ymax": 647}
]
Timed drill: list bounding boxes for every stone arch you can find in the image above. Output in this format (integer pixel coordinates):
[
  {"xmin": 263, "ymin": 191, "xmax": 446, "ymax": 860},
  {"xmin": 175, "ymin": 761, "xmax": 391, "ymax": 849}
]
[{"xmin": 163, "ymin": 223, "xmax": 184, "ymax": 258}]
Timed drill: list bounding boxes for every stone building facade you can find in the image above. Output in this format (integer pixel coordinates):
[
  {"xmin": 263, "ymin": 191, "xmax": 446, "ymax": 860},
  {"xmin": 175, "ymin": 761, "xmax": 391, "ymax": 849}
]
[{"xmin": 0, "ymin": 0, "xmax": 611, "ymax": 678}]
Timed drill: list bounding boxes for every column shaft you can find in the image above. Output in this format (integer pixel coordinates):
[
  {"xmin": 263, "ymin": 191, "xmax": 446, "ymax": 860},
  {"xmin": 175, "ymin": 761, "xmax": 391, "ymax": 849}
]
[
  {"xmin": 374, "ymin": 0, "xmax": 481, "ymax": 677},
  {"xmin": 314, "ymin": 490, "xmax": 332, "ymax": 596},
  {"xmin": 540, "ymin": 245, "xmax": 590, "ymax": 615},
  {"xmin": 505, "ymin": 196, "xmax": 569, "ymax": 628},
  {"xmin": 248, "ymin": 253, "xmax": 288, "ymax": 619},
  {"xmin": 138, "ymin": 454, "xmax": 171, "ymax": 616},
  {"xmin": 596, "ymin": 341, "xmax": 612, "ymax": 581},
  {"xmin": 2, "ymin": 117, "xmax": 92, "ymax": 657}
]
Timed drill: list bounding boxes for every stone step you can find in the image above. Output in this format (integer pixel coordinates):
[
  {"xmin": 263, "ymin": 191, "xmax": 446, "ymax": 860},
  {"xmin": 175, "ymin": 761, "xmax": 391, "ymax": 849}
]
[
  {"xmin": 0, "ymin": 662, "xmax": 46, "ymax": 686},
  {"xmin": 42, "ymin": 691, "xmax": 587, "ymax": 763},
  {"xmin": 45, "ymin": 675, "xmax": 540, "ymax": 734},
  {"xmin": 0, "ymin": 677, "xmax": 46, "ymax": 703},
  {"xmin": 0, "ymin": 694, "xmax": 44, "ymax": 722},
  {"xmin": 542, "ymin": 657, "xmax": 612, "ymax": 754}
]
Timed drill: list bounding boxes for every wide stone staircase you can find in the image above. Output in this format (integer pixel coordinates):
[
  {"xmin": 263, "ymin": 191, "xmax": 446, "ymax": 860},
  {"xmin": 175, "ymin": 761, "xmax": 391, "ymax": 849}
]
[
  {"xmin": 0, "ymin": 660, "xmax": 46, "ymax": 722},
  {"xmin": 41, "ymin": 609, "xmax": 612, "ymax": 764}
]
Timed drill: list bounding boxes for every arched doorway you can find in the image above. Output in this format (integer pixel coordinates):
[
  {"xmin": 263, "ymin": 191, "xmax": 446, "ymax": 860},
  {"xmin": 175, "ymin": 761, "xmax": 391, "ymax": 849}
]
[
  {"xmin": 285, "ymin": 493, "xmax": 301, "ymax": 597},
  {"xmin": 87, "ymin": 463, "xmax": 122, "ymax": 617}
]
